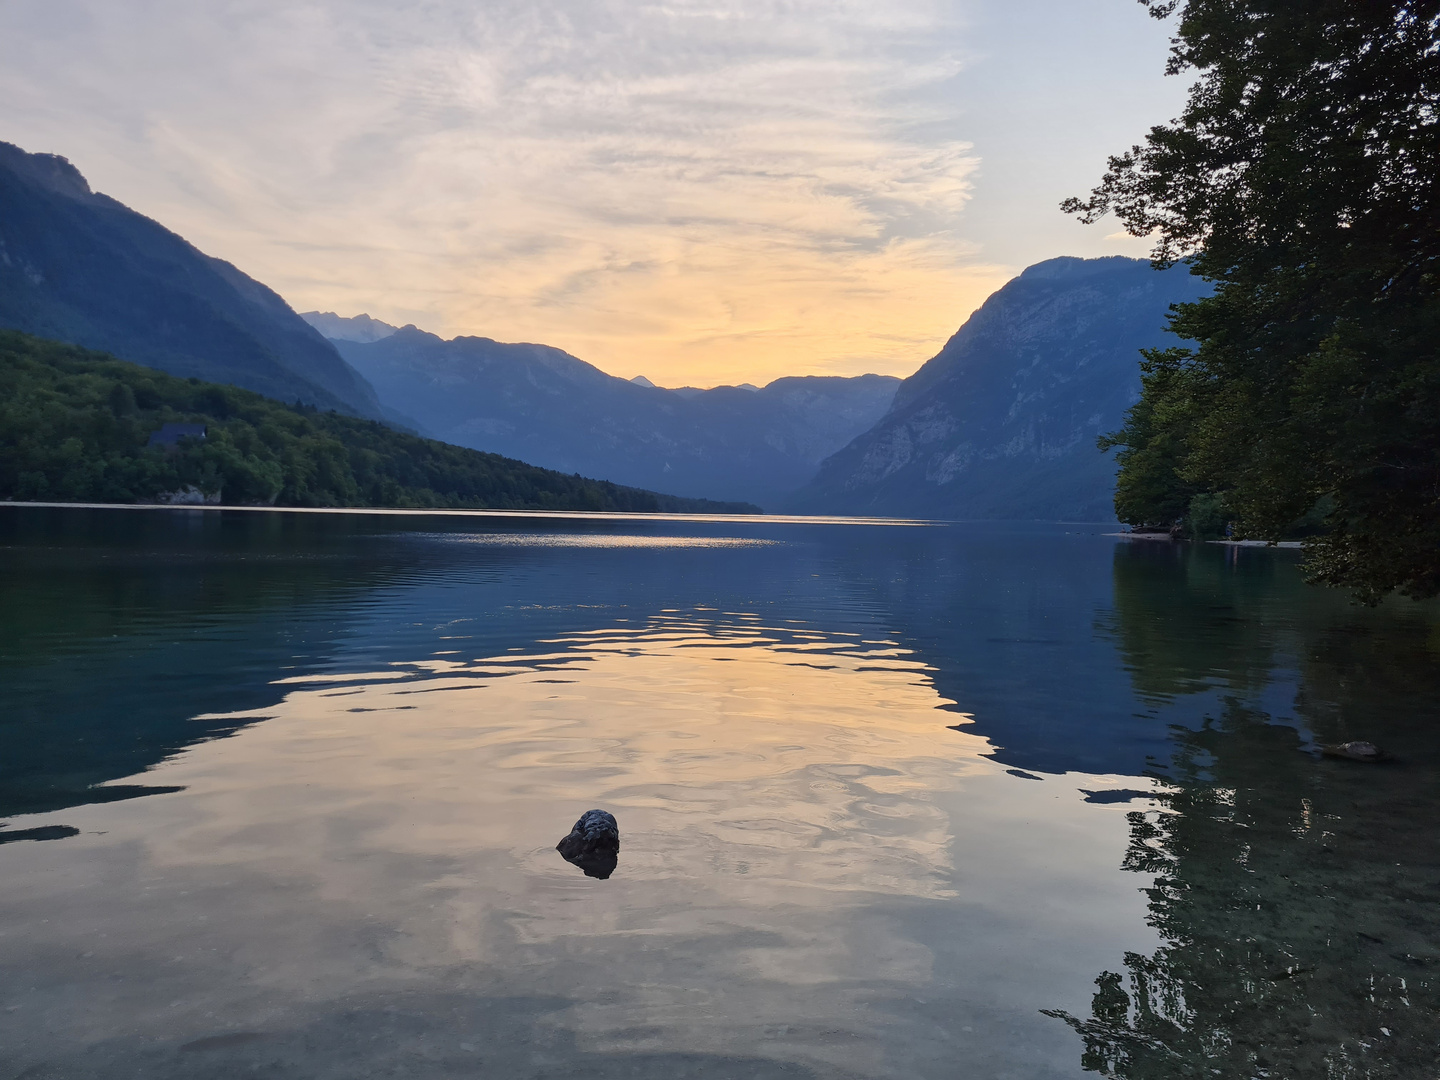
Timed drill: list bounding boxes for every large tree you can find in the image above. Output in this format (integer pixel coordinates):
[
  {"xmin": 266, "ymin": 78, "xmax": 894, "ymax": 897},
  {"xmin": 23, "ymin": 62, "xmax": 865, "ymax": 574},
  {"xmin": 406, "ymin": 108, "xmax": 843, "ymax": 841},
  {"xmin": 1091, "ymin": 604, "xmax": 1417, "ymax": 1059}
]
[{"xmin": 1068, "ymin": 0, "xmax": 1440, "ymax": 601}]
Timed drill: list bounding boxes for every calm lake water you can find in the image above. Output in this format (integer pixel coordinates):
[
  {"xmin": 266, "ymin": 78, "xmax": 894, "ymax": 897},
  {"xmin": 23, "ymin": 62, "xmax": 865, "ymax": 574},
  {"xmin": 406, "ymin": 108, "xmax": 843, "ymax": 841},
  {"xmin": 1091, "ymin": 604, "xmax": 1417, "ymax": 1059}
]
[{"xmin": 1, "ymin": 506, "xmax": 1438, "ymax": 1079}]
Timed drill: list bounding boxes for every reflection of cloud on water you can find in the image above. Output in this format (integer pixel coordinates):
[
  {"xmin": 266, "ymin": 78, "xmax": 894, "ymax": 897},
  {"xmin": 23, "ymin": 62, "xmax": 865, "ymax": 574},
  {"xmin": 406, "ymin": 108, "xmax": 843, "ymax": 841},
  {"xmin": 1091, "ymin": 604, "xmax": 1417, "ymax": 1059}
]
[
  {"xmin": 227, "ymin": 613, "xmax": 976, "ymax": 905},
  {"xmin": 1, "ymin": 608, "xmax": 1157, "ymax": 1076}
]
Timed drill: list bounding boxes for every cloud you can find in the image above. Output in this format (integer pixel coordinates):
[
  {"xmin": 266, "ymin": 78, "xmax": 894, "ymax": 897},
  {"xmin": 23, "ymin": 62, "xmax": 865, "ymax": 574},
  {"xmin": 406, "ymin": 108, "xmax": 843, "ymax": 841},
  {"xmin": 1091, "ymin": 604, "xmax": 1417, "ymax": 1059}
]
[
  {"xmin": 4, "ymin": 0, "xmax": 1173, "ymax": 384},
  {"xmin": 1103, "ymin": 228, "xmax": 1160, "ymax": 257}
]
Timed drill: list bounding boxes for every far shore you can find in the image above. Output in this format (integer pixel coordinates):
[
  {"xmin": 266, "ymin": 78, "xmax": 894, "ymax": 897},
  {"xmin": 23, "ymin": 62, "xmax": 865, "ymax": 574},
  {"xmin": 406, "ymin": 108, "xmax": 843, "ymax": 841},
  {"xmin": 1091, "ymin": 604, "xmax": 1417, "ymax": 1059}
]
[
  {"xmin": 0, "ymin": 499, "xmax": 932, "ymax": 528},
  {"xmin": 1109, "ymin": 531, "xmax": 1302, "ymax": 549}
]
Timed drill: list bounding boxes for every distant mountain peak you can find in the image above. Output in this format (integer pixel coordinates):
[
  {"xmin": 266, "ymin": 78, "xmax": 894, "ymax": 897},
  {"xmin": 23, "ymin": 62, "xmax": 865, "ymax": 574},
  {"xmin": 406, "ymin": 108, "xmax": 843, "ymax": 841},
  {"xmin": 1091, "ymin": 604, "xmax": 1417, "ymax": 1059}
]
[
  {"xmin": 300, "ymin": 311, "xmax": 399, "ymax": 343},
  {"xmin": 629, "ymin": 374, "xmax": 657, "ymax": 388}
]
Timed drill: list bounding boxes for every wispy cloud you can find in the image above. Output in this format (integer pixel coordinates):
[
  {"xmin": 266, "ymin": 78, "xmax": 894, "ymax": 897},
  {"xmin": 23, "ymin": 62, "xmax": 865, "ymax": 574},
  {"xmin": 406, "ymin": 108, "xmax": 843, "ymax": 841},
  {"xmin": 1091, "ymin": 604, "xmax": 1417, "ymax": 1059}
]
[{"xmin": 0, "ymin": 0, "xmax": 1178, "ymax": 383}]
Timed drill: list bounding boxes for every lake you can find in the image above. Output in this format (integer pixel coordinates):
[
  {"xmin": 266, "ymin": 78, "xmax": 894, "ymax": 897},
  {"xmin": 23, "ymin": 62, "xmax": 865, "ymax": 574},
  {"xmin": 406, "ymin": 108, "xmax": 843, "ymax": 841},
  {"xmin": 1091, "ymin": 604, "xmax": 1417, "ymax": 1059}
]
[{"xmin": 1, "ymin": 506, "xmax": 1436, "ymax": 1079}]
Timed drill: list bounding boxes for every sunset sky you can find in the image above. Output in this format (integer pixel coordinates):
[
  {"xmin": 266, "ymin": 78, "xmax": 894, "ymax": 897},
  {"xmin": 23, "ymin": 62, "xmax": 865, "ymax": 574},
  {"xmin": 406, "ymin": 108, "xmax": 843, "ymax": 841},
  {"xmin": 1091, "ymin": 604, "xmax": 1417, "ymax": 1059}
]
[{"xmin": 1, "ymin": 0, "xmax": 1185, "ymax": 387}]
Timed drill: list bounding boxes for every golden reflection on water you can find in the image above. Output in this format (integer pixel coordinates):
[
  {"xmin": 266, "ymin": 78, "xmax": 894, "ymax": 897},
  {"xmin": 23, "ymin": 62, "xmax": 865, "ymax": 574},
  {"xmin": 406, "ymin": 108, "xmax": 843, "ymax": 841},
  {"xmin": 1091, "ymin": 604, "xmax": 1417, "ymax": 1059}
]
[
  {"xmin": 173, "ymin": 613, "xmax": 985, "ymax": 919},
  {"xmin": 6, "ymin": 609, "xmax": 1160, "ymax": 1077},
  {"xmin": 434, "ymin": 533, "xmax": 785, "ymax": 549}
]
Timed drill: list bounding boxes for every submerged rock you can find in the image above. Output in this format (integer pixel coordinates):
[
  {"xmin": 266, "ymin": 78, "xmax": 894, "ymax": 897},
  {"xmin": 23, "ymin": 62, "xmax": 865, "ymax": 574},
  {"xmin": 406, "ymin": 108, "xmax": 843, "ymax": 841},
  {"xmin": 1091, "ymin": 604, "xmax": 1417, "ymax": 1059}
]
[
  {"xmin": 1319, "ymin": 741, "xmax": 1391, "ymax": 763},
  {"xmin": 556, "ymin": 809, "xmax": 620, "ymax": 879}
]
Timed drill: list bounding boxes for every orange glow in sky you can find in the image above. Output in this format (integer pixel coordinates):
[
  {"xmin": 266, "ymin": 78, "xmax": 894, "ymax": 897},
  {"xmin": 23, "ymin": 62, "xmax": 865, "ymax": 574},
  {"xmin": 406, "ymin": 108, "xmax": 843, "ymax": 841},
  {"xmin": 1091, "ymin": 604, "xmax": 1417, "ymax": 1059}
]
[{"xmin": 0, "ymin": 0, "xmax": 1184, "ymax": 386}]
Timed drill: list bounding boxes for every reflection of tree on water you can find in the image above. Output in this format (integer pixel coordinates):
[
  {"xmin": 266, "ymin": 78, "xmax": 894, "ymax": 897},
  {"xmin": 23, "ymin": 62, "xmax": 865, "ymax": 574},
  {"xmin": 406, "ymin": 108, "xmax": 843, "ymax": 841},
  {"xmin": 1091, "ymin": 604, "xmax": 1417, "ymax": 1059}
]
[
  {"xmin": 1047, "ymin": 543, "xmax": 1440, "ymax": 1078},
  {"xmin": 1101, "ymin": 539, "xmax": 1285, "ymax": 704}
]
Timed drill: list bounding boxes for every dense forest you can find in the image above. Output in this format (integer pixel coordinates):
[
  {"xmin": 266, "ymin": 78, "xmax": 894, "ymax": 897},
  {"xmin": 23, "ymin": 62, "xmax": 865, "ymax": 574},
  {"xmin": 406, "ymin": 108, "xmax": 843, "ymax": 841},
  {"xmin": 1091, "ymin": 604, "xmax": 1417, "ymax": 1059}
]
[
  {"xmin": 0, "ymin": 331, "xmax": 759, "ymax": 514},
  {"xmin": 1070, "ymin": 0, "xmax": 1439, "ymax": 601}
]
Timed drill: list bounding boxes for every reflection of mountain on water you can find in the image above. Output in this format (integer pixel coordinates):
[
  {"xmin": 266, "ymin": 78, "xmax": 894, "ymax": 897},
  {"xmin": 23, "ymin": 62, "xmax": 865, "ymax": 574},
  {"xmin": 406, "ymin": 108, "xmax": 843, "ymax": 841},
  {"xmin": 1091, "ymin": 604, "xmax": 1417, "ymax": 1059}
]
[
  {"xmin": 0, "ymin": 513, "xmax": 967, "ymax": 824},
  {"xmin": 0, "ymin": 510, "xmax": 867, "ymax": 823},
  {"xmin": 1044, "ymin": 543, "xmax": 1440, "ymax": 1078},
  {"xmin": 0, "ymin": 509, "xmax": 417, "ymax": 819},
  {"xmin": 9, "ymin": 507, "xmax": 1440, "ymax": 1074},
  {"xmin": 10, "ymin": 508, "xmax": 1433, "ymax": 837},
  {"xmin": 817, "ymin": 524, "xmax": 1189, "ymax": 777},
  {"xmin": 0, "ymin": 513, "xmax": 1291, "ymax": 826}
]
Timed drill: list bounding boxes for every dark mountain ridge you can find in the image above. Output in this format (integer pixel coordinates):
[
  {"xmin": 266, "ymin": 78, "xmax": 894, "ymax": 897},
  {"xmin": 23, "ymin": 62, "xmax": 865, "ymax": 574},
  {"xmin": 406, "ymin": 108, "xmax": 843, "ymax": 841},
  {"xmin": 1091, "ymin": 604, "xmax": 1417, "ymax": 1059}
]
[
  {"xmin": 0, "ymin": 142, "xmax": 384, "ymax": 419},
  {"xmin": 320, "ymin": 324, "xmax": 899, "ymax": 508},
  {"xmin": 791, "ymin": 256, "xmax": 1210, "ymax": 520}
]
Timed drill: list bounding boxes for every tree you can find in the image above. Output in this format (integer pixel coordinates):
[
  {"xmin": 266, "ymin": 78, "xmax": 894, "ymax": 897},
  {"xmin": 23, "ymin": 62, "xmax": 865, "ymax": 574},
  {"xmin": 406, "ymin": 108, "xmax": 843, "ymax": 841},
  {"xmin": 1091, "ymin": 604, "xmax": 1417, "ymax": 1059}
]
[{"xmin": 1068, "ymin": 0, "xmax": 1440, "ymax": 602}]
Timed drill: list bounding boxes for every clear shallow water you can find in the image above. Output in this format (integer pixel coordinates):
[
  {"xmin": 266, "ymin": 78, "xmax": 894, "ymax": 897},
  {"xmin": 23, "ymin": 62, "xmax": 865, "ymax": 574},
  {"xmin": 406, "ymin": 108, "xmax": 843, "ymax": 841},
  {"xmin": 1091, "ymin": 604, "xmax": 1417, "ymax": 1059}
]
[{"xmin": 1, "ymin": 508, "xmax": 1437, "ymax": 1079}]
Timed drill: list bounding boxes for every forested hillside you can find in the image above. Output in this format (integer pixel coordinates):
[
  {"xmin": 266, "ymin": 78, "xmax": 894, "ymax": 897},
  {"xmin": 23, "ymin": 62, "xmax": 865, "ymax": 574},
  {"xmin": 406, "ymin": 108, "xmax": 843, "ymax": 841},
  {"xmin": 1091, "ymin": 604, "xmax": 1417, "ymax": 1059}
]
[{"xmin": 0, "ymin": 331, "xmax": 758, "ymax": 514}]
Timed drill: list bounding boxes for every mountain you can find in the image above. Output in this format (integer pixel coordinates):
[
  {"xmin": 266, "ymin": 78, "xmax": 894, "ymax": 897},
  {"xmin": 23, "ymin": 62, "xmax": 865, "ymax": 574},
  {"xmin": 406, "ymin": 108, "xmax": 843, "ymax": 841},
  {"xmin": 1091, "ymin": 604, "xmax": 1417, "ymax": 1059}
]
[
  {"xmin": 0, "ymin": 142, "xmax": 385, "ymax": 419},
  {"xmin": 789, "ymin": 256, "xmax": 1210, "ymax": 520},
  {"xmin": 314, "ymin": 324, "xmax": 899, "ymax": 508},
  {"xmin": 299, "ymin": 311, "xmax": 398, "ymax": 343},
  {"xmin": 0, "ymin": 329, "xmax": 758, "ymax": 514}
]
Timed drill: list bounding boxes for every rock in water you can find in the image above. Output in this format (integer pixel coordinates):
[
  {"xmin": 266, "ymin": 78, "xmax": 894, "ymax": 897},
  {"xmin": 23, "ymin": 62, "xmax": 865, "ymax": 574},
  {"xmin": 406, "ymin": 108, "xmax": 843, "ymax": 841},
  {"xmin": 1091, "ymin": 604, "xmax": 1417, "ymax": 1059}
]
[
  {"xmin": 556, "ymin": 809, "xmax": 620, "ymax": 879},
  {"xmin": 1319, "ymin": 741, "xmax": 1390, "ymax": 762}
]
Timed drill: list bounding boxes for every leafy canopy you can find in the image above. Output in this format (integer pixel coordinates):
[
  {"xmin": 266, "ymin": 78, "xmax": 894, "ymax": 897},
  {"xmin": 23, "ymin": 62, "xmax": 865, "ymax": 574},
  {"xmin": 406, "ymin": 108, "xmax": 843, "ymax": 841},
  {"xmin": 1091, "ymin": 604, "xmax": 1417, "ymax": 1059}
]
[{"xmin": 1069, "ymin": 0, "xmax": 1440, "ymax": 601}]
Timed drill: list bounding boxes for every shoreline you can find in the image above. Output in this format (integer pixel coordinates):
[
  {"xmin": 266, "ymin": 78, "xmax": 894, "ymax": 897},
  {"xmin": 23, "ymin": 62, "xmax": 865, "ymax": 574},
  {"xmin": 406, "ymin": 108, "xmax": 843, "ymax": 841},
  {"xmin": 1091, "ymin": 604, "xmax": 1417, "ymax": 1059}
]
[
  {"xmin": 0, "ymin": 499, "xmax": 933, "ymax": 528},
  {"xmin": 1107, "ymin": 531, "xmax": 1302, "ymax": 549}
]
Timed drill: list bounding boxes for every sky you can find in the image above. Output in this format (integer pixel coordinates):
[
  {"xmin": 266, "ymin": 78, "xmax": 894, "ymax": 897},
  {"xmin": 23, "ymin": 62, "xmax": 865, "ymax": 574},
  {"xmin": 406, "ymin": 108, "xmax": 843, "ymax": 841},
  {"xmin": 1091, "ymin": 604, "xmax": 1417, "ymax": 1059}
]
[{"xmin": 0, "ymin": 0, "xmax": 1187, "ymax": 388}]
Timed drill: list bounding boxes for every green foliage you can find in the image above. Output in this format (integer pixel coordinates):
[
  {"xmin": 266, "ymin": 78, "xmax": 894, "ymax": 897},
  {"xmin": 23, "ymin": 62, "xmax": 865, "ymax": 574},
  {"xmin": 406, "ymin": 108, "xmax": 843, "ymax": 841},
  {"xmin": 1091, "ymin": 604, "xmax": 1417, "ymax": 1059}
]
[
  {"xmin": 0, "ymin": 331, "xmax": 759, "ymax": 514},
  {"xmin": 1099, "ymin": 347, "xmax": 1204, "ymax": 528},
  {"xmin": 1183, "ymin": 493, "xmax": 1226, "ymax": 541},
  {"xmin": 1070, "ymin": 0, "xmax": 1440, "ymax": 601}
]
